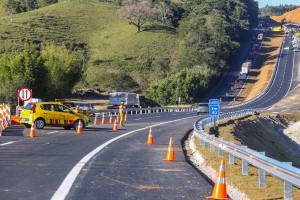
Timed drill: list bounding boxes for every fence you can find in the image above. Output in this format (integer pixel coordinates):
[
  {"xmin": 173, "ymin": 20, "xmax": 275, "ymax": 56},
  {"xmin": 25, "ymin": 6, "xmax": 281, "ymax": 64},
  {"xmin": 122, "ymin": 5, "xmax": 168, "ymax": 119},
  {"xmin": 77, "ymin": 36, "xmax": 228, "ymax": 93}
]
[
  {"xmin": 193, "ymin": 109, "xmax": 300, "ymax": 199},
  {"xmin": 92, "ymin": 106, "xmax": 195, "ymax": 116},
  {"xmin": 0, "ymin": 104, "xmax": 11, "ymax": 133}
]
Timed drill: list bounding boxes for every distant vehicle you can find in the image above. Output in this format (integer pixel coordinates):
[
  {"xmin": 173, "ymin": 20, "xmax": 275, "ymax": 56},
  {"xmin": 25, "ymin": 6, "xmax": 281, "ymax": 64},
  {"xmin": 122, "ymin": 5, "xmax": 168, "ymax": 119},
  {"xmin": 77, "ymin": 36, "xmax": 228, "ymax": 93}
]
[
  {"xmin": 196, "ymin": 103, "xmax": 209, "ymax": 114},
  {"xmin": 240, "ymin": 61, "xmax": 251, "ymax": 75},
  {"xmin": 108, "ymin": 92, "xmax": 140, "ymax": 109},
  {"xmin": 226, "ymin": 92, "xmax": 235, "ymax": 98},
  {"xmin": 239, "ymin": 73, "xmax": 247, "ymax": 80},
  {"xmin": 20, "ymin": 102, "xmax": 89, "ymax": 129},
  {"xmin": 234, "ymin": 83, "xmax": 241, "ymax": 89}
]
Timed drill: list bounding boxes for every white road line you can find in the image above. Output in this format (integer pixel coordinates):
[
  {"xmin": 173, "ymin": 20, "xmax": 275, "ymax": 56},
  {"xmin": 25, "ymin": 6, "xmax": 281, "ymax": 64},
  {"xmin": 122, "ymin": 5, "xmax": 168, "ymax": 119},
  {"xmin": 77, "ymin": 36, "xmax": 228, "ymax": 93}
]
[
  {"xmin": 0, "ymin": 141, "xmax": 15, "ymax": 146},
  {"xmin": 155, "ymin": 116, "xmax": 161, "ymax": 118},
  {"xmin": 285, "ymin": 50, "xmax": 295, "ymax": 97},
  {"xmin": 133, "ymin": 118, "xmax": 142, "ymax": 121},
  {"xmin": 46, "ymin": 131, "xmax": 59, "ymax": 135},
  {"xmin": 51, "ymin": 115, "xmax": 197, "ymax": 200}
]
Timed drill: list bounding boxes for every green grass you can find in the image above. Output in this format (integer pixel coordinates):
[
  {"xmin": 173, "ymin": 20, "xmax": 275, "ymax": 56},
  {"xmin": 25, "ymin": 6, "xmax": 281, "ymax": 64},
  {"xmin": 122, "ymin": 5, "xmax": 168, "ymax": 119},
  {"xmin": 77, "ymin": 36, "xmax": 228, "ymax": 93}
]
[
  {"xmin": 0, "ymin": 0, "xmax": 180, "ymax": 89},
  {"xmin": 201, "ymin": 114, "xmax": 300, "ymax": 199},
  {"xmin": 0, "ymin": 0, "xmax": 6, "ymax": 17}
]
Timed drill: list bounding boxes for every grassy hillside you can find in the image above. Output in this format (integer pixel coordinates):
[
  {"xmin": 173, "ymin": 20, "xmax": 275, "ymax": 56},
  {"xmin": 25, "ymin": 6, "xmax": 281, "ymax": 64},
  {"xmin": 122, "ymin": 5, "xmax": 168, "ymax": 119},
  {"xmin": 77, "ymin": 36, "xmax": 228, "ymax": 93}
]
[
  {"xmin": 0, "ymin": 0, "xmax": 179, "ymax": 91},
  {"xmin": 0, "ymin": 0, "xmax": 6, "ymax": 17}
]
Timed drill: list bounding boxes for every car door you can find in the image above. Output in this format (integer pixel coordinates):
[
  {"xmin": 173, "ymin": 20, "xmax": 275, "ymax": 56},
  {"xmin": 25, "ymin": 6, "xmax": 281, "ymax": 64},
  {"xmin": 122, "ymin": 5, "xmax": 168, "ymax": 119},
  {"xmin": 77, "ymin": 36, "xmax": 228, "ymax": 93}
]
[
  {"xmin": 46, "ymin": 104, "xmax": 64, "ymax": 126},
  {"xmin": 60, "ymin": 105, "xmax": 78, "ymax": 127}
]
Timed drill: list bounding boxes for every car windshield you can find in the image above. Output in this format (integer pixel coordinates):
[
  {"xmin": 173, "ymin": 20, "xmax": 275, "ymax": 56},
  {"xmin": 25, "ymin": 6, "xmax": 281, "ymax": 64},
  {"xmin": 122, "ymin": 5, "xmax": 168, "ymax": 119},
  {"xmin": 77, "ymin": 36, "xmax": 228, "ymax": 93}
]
[
  {"xmin": 24, "ymin": 103, "xmax": 35, "ymax": 110},
  {"xmin": 198, "ymin": 103, "xmax": 209, "ymax": 107}
]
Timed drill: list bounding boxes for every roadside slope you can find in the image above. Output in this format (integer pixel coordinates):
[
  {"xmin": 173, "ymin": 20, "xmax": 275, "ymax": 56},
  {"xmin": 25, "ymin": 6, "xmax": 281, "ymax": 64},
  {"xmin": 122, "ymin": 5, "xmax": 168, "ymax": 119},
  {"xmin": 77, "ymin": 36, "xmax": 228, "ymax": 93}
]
[{"xmin": 271, "ymin": 7, "xmax": 300, "ymax": 23}]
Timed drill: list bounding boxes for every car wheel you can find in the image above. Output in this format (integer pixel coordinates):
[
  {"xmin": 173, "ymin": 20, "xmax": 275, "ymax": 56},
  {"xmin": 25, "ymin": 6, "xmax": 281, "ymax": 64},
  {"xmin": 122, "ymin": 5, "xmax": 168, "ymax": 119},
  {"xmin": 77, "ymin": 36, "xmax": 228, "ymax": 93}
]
[
  {"xmin": 63, "ymin": 126, "xmax": 71, "ymax": 130},
  {"xmin": 73, "ymin": 120, "xmax": 81, "ymax": 130},
  {"xmin": 35, "ymin": 118, "xmax": 45, "ymax": 129}
]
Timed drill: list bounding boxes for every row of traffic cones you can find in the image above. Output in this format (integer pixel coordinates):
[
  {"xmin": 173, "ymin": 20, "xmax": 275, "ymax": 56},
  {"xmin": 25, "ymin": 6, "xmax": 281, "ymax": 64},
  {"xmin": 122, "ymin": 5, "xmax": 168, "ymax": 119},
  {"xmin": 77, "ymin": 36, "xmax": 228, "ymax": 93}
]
[
  {"xmin": 27, "ymin": 119, "xmax": 229, "ymax": 199},
  {"xmin": 146, "ymin": 127, "xmax": 175, "ymax": 161},
  {"xmin": 28, "ymin": 119, "xmax": 85, "ymax": 137},
  {"xmin": 94, "ymin": 113, "xmax": 128, "ymax": 126},
  {"xmin": 146, "ymin": 127, "xmax": 230, "ymax": 199}
]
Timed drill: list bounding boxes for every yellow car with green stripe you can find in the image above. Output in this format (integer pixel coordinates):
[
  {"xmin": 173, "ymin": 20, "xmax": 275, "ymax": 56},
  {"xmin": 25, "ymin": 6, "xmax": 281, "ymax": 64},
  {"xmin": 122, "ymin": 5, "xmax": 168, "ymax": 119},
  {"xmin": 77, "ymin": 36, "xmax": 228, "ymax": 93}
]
[{"xmin": 20, "ymin": 102, "xmax": 89, "ymax": 129}]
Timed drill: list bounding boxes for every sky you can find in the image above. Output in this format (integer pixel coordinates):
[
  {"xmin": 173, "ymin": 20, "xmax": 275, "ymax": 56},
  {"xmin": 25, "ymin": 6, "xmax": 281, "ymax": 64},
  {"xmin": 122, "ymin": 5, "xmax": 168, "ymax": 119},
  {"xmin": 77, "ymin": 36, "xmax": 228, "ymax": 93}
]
[{"xmin": 257, "ymin": 0, "xmax": 300, "ymax": 8}]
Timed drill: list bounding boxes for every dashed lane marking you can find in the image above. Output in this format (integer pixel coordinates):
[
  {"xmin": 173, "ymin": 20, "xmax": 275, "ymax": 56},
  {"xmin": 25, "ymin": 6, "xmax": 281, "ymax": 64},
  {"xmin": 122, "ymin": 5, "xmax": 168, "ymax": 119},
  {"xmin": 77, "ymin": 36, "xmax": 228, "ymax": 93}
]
[
  {"xmin": 0, "ymin": 141, "xmax": 15, "ymax": 146},
  {"xmin": 46, "ymin": 131, "xmax": 59, "ymax": 135}
]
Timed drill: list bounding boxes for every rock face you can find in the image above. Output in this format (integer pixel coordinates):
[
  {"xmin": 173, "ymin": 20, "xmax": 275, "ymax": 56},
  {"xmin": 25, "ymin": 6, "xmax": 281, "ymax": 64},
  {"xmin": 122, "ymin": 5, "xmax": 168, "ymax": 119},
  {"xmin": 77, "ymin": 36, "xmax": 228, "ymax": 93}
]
[
  {"xmin": 232, "ymin": 114, "xmax": 300, "ymax": 167},
  {"xmin": 284, "ymin": 120, "xmax": 300, "ymax": 145}
]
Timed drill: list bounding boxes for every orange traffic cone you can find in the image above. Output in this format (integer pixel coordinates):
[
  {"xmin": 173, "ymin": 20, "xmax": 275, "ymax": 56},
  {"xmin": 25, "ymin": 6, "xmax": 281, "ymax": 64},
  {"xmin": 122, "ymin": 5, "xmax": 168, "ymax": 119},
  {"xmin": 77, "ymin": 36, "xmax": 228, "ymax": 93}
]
[
  {"xmin": 164, "ymin": 137, "xmax": 175, "ymax": 161},
  {"xmin": 77, "ymin": 120, "xmax": 83, "ymax": 134},
  {"xmin": 101, "ymin": 114, "xmax": 106, "ymax": 124},
  {"xmin": 112, "ymin": 119, "xmax": 118, "ymax": 132},
  {"xmin": 94, "ymin": 114, "xmax": 99, "ymax": 125},
  {"xmin": 109, "ymin": 114, "xmax": 113, "ymax": 123},
  {"xmin": 116, "ymin": 115, "xmax": 120, "ymax": 123},
  {"xmin": 146, "ymin": 127, "xmax": 154, "ymax": 145},
  {"xmin": 29, "ymin": 123, "xmax": 36, "ymax": 137},
  {"xmin": 206, "ymin": 159, "xmax": 231, "ymax": 200},
  {"xmin": 124, "ymin": 113, "xmax": 128, "ymax": 122}
]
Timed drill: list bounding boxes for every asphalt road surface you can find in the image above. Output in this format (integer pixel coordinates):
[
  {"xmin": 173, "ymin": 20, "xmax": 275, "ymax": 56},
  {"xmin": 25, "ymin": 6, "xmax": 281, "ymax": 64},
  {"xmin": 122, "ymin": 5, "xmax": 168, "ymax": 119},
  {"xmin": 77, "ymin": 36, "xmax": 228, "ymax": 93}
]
[{"xmin": 0, "ymin": 112, "xmax": 213, "ymax": 200}]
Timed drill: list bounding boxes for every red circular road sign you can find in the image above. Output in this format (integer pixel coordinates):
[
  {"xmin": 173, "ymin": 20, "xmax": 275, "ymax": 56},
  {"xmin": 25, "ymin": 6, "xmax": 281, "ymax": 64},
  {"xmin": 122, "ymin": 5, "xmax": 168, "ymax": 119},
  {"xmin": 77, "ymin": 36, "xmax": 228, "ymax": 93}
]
[{"xmin": 18, "ymin": 87, "xmax": 32, "ymax": 101}]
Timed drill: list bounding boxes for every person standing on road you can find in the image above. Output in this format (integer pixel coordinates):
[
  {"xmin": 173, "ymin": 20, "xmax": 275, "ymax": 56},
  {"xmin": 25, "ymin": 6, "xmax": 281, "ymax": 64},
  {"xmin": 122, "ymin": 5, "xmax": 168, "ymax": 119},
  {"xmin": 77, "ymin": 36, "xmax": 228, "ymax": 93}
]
[{"xmin": 119, "ymin": 101, "xmax": 126, "ymax": 127}]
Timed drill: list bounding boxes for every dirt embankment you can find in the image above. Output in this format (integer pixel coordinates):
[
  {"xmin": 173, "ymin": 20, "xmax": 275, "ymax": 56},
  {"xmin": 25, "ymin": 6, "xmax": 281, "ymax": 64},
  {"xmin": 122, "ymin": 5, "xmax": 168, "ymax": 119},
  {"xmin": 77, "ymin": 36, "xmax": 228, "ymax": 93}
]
[
  {"xmin": 232, "ymin": 113, "xmax": 300, "ymax": 168},
  {"xmin": 271, "ymin": 7, "xmax": 300, "ymax": 24}
]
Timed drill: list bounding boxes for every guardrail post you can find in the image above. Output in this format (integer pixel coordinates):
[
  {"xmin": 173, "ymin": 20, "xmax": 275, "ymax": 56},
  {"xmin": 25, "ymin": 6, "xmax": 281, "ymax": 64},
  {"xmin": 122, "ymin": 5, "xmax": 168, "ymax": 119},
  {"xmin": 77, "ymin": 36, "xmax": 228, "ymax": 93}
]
[
  {"xmin": 283, "ymin": 162, "xmax": 293, "ymax": 200},
  {"xmin": 242, "ymin": 159, "xmax": 248, "ymax": 175},
  {"xmin": 210, "ymin": 144, "xmax": 215, "ymax": 152},
  {"xmin": 204, "ymin": 142, "xmax": 208, "ymax": 148},
  {"xmin": 200, "ymin": 139, "xmax": 205, "ymax": 146},
  {"xmin": 131, "ymin": 111, "xmax": 133, "ymax": 115},
  {"xmin": 258, "ymin": 152, "xmax": 266, "ymax": 188},
  {"xmin": 229, "ymin": 154, "xmax": 234, "ymax": 164}
]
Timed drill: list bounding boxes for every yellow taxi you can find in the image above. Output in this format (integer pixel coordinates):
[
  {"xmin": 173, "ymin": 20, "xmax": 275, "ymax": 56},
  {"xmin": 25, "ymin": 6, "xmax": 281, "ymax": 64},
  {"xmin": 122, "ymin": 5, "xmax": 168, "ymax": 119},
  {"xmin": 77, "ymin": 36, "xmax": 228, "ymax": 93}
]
[{"xmin": 20, "ymin": 102, "xmax": 89, "ymax": 129}]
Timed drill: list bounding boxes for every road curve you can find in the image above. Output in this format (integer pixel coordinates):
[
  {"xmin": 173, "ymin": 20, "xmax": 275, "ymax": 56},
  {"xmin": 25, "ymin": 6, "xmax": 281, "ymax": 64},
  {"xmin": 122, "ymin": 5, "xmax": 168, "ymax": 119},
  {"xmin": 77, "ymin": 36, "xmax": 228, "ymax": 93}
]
[{"xmin": 0, "ymin": 112, "xmax": 213, "ymax": 200}]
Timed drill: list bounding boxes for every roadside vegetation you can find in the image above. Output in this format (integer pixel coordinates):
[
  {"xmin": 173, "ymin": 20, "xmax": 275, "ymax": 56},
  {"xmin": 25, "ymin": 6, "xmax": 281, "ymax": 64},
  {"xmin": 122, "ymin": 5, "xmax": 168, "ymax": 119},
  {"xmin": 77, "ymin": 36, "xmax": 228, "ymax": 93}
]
[
  {"xmin": 259, "ymin": 4, "xmax": 299, "ymax": 17},
  {"xmin": 0, "ymin": 0, "xmax": 259, "ymax": 106},
  {"xmin": 194, "ymin": 113, "xmax": 300, "ymax": 200}
]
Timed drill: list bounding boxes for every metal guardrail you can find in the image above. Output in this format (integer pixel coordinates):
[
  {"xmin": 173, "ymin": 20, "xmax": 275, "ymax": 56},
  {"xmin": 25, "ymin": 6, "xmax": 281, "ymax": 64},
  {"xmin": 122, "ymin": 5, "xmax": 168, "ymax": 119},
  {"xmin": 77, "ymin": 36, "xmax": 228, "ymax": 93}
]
[
  {"xmin": 194, "ymin": 109, "xmax": 300, "ymax": 199},
  {"xmin": 92, "ymin": 106, "xmax": 194, "ymax": 115}
]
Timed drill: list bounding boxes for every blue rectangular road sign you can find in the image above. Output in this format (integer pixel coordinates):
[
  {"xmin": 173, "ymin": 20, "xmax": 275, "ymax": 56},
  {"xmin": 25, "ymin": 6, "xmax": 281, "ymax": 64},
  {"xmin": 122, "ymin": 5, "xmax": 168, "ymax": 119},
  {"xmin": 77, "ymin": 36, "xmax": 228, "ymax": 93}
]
[{"xmin": 209, "ymin": 99, "xmax": 220, "ymax": 116}]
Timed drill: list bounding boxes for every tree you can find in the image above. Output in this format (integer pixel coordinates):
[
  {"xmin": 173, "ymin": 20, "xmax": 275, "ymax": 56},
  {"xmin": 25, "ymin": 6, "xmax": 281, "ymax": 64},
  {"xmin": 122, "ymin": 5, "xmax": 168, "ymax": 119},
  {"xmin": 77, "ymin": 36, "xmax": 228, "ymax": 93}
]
[
  {"xmin": 41, "ymin": 43, "xmax": 83, "ymax": 98},
  {"xmin": 156, "ymin": 0, "xmax": 173, "ymax": 25},
  {"xmin": 3, "ymin": 0, "xmax": 20, "ymax": 22},
  {"xmin": 116, "ymin": 0, "xmax": 158, "ymax": 32}
]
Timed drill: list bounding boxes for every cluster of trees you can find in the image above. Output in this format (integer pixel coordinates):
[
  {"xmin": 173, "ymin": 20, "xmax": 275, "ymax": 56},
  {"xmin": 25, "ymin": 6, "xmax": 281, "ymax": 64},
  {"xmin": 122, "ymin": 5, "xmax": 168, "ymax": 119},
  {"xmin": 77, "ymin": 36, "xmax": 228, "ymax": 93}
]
[
  {"xmin": 259, "ymin": 4, "xmax": 299, "ymax": 17},
  {"xmin": 145, "ymin": 0, "xmax": 259, "ymax": 105},
  {"xmin": 116, "ymin": 0, "xmax": 183, "ymax": 32},
  {"xmin": 3, "ymin": 0, "xmax": 58, "ymax": 18},
  {"xmin": 0, "ymin": 0, "xmax": 259, "ymax": 106},
  {"xmin": 0, "ymin": 42, "xmax": 83, "ymax": 103}
]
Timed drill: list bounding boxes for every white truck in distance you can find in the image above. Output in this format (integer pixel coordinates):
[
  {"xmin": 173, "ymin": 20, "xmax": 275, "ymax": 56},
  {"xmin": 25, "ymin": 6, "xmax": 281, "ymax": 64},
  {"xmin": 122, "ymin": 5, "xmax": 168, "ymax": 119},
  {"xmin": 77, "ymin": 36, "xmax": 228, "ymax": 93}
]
[
  {"xmin": 240, "ymin": 61, "xmax": 251, "ymax": 75},
  {"xmin": 108, "ymin": 92, "xmax": 140, "ymax": 108}
]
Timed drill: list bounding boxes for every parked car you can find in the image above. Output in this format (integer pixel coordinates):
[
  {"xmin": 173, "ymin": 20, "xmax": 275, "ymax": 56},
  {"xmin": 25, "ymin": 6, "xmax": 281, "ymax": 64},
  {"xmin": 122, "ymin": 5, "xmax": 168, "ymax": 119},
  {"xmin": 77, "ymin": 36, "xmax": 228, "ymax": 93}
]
[
  {"xmin": 196, "ymin": 103, "xmax": 209, "ymax": 114},
  {"xmin": 20, "ymin": 102, "xmax": 89, "ymax": 129}
]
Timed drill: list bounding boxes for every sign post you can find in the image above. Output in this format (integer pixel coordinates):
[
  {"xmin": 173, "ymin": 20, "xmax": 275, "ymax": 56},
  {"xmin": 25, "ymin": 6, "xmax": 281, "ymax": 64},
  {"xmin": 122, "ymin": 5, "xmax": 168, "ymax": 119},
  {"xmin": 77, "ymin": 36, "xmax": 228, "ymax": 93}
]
[{"xmin": 209, "ymin": 99, "xmax": 220, "ymax": 135}]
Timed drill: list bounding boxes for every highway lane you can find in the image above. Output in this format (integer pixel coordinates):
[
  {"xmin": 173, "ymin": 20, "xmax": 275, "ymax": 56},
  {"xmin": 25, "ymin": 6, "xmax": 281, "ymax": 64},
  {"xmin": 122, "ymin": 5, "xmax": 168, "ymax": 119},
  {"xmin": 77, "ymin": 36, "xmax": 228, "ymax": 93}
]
[
  {"xmin": 236, "ymin": 33, "xmax": 298, "ymax": 110},
  {"xmin": 0, "ymin": 111, "xmax": 213, "ymax": 200}
]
